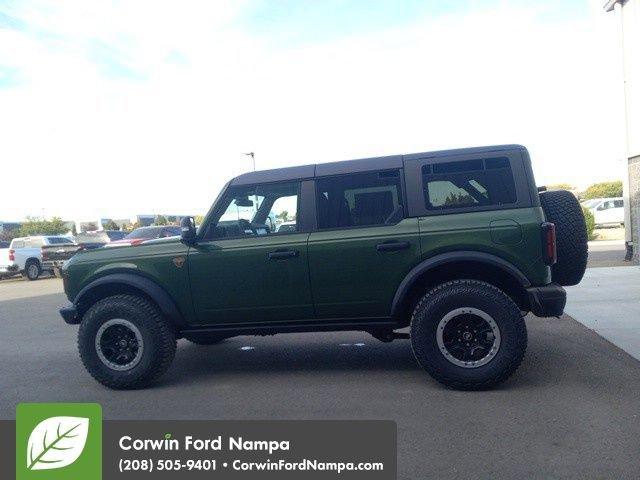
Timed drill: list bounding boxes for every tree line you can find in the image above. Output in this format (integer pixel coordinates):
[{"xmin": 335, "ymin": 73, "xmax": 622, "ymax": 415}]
[{"xmin": 1, "ymin": 180, "xmax": 623, "ymax": 242}]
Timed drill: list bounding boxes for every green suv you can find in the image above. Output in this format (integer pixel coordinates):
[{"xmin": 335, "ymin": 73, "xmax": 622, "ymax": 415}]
[{"xmin": 60, "ymin": 145, "xmax": 587, "ymax": 390}]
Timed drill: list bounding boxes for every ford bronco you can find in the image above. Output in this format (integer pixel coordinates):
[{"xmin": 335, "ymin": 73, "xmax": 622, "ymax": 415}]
[{"xmin": 59, "ymin": 145, "xmax": 587, "ymax": 390}]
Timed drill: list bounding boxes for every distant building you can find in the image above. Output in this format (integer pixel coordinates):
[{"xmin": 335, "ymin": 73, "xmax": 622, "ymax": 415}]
[
  {"xmin": 74, "ymin": 218, "xmax": 129, "ymax": 233},
  {"xmin": 605, "ymin": 0, "xmax": 640, "ymax": 261}
]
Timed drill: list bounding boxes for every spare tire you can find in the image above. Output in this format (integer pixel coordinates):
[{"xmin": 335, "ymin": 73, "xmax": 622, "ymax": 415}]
[{"xmin": 539, "ymin": 190, "xmax": 588, "ymax": 286}]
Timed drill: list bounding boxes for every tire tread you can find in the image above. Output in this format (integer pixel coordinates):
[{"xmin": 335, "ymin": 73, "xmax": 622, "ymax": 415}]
[
  {"xmin": 539, "ymin": 190, "xmax": 588, "ymax": 286},
  {"xmin": 410, "ymin": 279, "xmax": 527, "ymax": 390},
  {"xmin": 78, "ymin": 294, "xmax": 176, "ymax": 389}
]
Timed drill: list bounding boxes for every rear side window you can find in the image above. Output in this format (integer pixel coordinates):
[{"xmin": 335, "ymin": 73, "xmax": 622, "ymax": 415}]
[
  {"xmin": 316, "ymin": 170, "xmax": 403, "ymax": 229},
  {"xmin": 422, "ymin": 157, "xmax": 516, "ymax": 210},
  {"xmin": 47, "ymin": 237, "xmax": 73, "ymax": 245}
]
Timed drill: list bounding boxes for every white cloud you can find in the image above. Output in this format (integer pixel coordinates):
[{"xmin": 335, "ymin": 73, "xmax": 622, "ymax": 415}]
[{"xmin": 0, "ymin": 0, "xmax": 624, "ymax": 221}]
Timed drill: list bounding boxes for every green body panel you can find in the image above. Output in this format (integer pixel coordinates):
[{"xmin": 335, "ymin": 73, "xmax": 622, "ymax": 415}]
[
  {"xmin": 62, "ymin": 210, "xmax": 550, "ymax": 327},
  {"xmin": 307, "ymin": 218, "xmax": 421, "ymax": 318},
  {"xmin": 418, "ymin": 207, "xmax": 550, "ymax": 285},
  {"xmin": 188, "ymin": 233, "xmax": 313, "ymax": 324},
  {"xmin": 63, "ymin": 238, "xmax": 196, "ymax": 322}
]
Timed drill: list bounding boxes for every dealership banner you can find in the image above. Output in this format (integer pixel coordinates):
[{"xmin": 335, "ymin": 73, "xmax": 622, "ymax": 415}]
[{"xmin": 1, "ymin": 404, "xmax": 396, "ymax": 479}]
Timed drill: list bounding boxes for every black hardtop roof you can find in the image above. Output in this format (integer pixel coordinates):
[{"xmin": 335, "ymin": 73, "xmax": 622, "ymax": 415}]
[{"xmin": 230, "ymin": 144, "xmax": 527, "ymax": 186}]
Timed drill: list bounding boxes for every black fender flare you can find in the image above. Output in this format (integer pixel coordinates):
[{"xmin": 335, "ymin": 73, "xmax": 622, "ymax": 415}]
[
  {"xmin": 390, "ymin": 251, "xmax": 531, "ymax": 319},
  {"xmin": 74, "ymin": 272, "xmax": 186, "ymax": 327}
]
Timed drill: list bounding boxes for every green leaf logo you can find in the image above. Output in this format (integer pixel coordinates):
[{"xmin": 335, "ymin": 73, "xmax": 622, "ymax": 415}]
[{"xmin": 26, "ymin": 416, "xmax": 89, "ymax": 470}]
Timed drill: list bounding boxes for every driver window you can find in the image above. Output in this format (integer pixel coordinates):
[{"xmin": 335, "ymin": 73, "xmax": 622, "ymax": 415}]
[{"xmin": 209, "ymin": 182, "xmax": 299, "ymax": 239}]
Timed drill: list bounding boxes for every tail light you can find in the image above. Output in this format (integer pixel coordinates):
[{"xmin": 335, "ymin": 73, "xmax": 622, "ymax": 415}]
[
  {"xmin": 41, "ymin": 247, "xmax": 48, "ymax": 261},
  {"xmin": 8, "ymin": 249, "xmax": 15, "ymax": 261},
  {"xmin": 541, "ymin": 222, "xmax": 557, "ymax": 266}
]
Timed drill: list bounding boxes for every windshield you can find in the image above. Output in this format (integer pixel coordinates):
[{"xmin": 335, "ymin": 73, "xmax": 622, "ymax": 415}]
[
  {"xmin": 125, "ymin": 227, "xmax": 161, "ymax": 240},
  {"xmin": 107, "ymin": 231, "xmax": 128, "ymax": 241},
  {"xmin": 218, "ymin": 194, "xmax": 265, "ymax": 223},
  {"xmin": 581, "ymin": 199, "xmax": 600, "ymax": 208},
  {"xmin": 124, "ymin": 227, "xmax": 180, "ymax": 240}
]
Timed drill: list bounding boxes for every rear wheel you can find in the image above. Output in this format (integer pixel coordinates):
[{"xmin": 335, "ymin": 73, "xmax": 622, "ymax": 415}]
[
  {"xmin": 410, "ymin": 280, "xmax": 527, "ymax": 390},
  {"xmin": 78, "ymin": 294, "xmax": 176, "ymax": 389},
  {"xmin": 24, "ymin": 260, "xmax": 41, "ymax": 281}
]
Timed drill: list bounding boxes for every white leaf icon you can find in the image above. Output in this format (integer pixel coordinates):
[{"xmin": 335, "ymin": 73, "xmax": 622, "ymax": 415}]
[{"xmin": 26, "ymin": 416, "xmax": 89, "ymax": 470}]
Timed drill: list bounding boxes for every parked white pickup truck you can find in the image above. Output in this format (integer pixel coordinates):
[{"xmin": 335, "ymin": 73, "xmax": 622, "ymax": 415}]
[
  {"xmin": 0, "ymin": 236, "xmax": 75, "ymax": 280},
  {"xmin": 581, "ymin": 197, "xmax": 624, "ymax": 227}
]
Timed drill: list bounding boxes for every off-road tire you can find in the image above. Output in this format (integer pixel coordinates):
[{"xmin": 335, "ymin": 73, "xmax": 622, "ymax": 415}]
[
  {"xmin": 410, "ymin": 280, "xmax": 527, "ymax": 390},
  {"xmin": 78, "ymin": 294, "xmax": 176, "ymax": 389},
  {"xmin": 184, "ymin": 333, "xmax": 229, "ymax": 345},
  {"xmin": 24, "ymin": 259, "xmax": 41, "ymax": 281},
  {"xmin": 539, "ymin": 189, "xmax": 588, "ymax": 286}
]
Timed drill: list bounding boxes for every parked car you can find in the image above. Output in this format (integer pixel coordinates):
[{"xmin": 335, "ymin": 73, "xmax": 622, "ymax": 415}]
[
  {"xmin": 60, "ymin": 144, "xmax": 587, "ymax": 390},
  {"xmin": 1, "ymin": 236, "xmax": 75, "ymax": 280},
  {"xmin": 108, "ymin": 226, "xmax": 181, "ymax": 247},
  {"xmin": 75, "ymin": 230, "xmax": 128, "ymax": 250},
  {"xmin": 41, "ymin": 242, "xmax": 83, "ymax": 277},
  {"xmin": 581, "ymin": 197, "xmax": 624, "ymax": 227},
  {"xmin": 0, "ymin": 241, "xmax": 17, "ymax": 279},
  {"xmin": 276, "ymin": 221, "xmax": 297, "ymax": 233},
  {"xmin": 41, "ymin": 231, "xmax": 131, "ymax": 275}
]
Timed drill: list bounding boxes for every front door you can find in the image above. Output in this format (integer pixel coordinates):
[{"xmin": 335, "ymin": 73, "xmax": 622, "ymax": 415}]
[
  {"xmin": 189, "ymin": 181, "xmax": 313, "ymax": 325},
  {"xmin": 308, "ymin": 170, "xmax": 421, "ymax": 319}
]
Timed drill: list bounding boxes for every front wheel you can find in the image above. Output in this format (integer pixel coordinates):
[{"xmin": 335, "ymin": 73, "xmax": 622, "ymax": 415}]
[
  {"xmin": 410, "ymin": 280, "xmax": 527, "ymax": 390},
  {"xmin": 78, "ymin": 294, "xmax": 176, "ymax": 389}
]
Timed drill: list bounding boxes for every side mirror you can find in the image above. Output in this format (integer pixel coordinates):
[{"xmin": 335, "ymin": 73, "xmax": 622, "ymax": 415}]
[{"xmin": 180, "ymin": 216, "xmax": 197, "ymax": 245}]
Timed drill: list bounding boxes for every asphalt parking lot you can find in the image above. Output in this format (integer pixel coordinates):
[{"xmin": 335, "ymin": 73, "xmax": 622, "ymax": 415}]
[{"xmin": 1, "ymin": 277, "xmax": 639, "ymax": 479}]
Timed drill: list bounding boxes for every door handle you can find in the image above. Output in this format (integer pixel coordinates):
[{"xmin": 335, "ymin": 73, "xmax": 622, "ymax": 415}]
[
  {"xmin": 376, "ymin": 241, "xmax": 410, "ymax": 252},
  {"xmin": 268, "ymin": 249, "xmax": 299, "ymax": 260}
]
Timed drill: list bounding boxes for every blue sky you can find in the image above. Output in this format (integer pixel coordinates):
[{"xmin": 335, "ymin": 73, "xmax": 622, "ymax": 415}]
[
  {"xmin": 241, "ymin": 0, "xmax": 590, "ymax": 44},
  {"xmin": 0, "ymin": 0, "xmax": 593, "ymax": 88},
  {"xmin": 0, "ymin": 0, "xmax": 624, "ymax": 220}
]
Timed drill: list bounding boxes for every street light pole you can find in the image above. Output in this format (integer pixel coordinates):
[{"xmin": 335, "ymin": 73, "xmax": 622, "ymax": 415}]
[
  {"xmin": 243, "ymin": 152, "xmax": 255, "ymax": 172},
  {"xmin": 243, "ymin": 152, "xmax": 258, "ymax": 215}
]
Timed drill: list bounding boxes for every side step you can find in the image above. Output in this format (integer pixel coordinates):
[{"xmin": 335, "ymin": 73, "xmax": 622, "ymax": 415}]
[{"xmin": 368, "ymin": 330, "xmax": 410, "ymax": 343}]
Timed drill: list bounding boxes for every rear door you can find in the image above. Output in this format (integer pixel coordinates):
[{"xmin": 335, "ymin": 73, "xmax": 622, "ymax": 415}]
[
  {"xmin": 404, "ymin": 150, "xmax": 543, "ymax": 281},
  {"xmin": 189, "ymin": 180, "xmax": 314, "ymax": 325},
  {"xmin": 307, "ymin": 170, "xmax": 420, "ymax": 319},
  {"xmin": 613, "ymin": 199, "xmax": 625, "ymax": 223}
]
